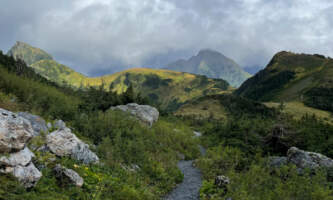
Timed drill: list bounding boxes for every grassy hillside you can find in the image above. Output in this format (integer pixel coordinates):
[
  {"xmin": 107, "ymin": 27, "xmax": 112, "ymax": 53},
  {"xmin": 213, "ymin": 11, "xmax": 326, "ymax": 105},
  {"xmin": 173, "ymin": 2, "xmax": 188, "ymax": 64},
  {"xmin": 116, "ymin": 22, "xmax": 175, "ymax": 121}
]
[
  {"xmin": 264, "ymin": 101, "xmax": 333, "ymax": 124},
  {"xmin": 166, "ymin": 49, "xmax": 251, "ymax": 87},
  {"xmin": 30, "ymin": 65, "xmax": 231, "ymax": 110},
  {"xmin": 235, "ymin": 51, "xmax": 333, "ymax": 112},
  {"xmin": 7, "ymin": 42, "xmax": 231, "ymax": 110},
  {"xmin": 31, "ymin": 59, "xmax": 87, "ymax": 86},
  {"xmin": 175, "ymin": 94, "xmax": 275, "ymax": 120},
  {"xmin": 0, "ymin": 49, "xmax": 201, "ymax": 200}
]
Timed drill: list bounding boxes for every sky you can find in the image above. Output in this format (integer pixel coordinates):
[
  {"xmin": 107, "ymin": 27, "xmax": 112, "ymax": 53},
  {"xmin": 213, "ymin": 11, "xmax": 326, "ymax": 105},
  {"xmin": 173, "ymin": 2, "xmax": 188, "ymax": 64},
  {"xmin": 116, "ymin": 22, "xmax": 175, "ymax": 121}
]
[{"xmin": 1, "ymin": 0, "xmax": 333, "ymax": 76}]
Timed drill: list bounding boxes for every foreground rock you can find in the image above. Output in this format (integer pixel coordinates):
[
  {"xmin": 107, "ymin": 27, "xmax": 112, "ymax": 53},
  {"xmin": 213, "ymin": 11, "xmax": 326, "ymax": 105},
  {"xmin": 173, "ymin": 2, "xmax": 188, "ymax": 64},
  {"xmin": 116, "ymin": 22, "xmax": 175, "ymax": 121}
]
[
  {"xmin": 54, "ymin": 164, "xmax": 84, "ymax": 187},
  {"xmin": 111, "ymin": 103, "xmax": 159, "ymax": 127},
  {"xmin": 0, "ymin": 108, "xmax": 33, "ymax": 153},
  {"xmin": 18, "ymin": 112, "xmax": 48, "ymax": 136},
  {"xmin": 287, "ymin": 147, "xmax": 333, "ymax": 169},
  {"xmin": 0, "ymin": 147, "xmax": 42, "ymax": 188},
  {"xmin": 46, "ymin": 128, "xmax": 99, "ymax": 164}
]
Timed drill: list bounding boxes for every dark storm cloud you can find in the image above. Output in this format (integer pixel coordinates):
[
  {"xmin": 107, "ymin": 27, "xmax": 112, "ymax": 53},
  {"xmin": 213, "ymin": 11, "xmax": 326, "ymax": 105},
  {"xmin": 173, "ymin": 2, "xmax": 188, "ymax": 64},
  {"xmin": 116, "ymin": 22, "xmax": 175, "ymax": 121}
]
[{"xmin": 1, "ymin": 0, "xmax": 333, "ymax": 75}]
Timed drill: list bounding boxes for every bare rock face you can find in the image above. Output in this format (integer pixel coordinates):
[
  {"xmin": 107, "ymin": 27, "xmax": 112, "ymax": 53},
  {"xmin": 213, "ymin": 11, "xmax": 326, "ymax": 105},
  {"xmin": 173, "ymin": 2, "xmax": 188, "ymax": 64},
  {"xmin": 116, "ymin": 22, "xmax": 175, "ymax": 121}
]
[
  {"xmin": 18, "ymin": 112, "xmax": 48, "ymax": 136},
  {"xmin": 54, "ymin": 164, "xmax": 84, "ymax": 187},
  {"xmin": 111, "ymin": 103, "xmax": 159, "ymax": 127},
  {"xmin": 287, "ymin": 147, "xmax": 333, "ymax": 169},
  {"xmin": 0, "ymin": 147, "xmax": 42, "ymax": 188},
  {"xmin": 46, "ymin": 128, "xmax": 99, "ymax": 164},
  {"xmin": 0, "ymin": 108, "xmax": 33, "ymax": 153}
]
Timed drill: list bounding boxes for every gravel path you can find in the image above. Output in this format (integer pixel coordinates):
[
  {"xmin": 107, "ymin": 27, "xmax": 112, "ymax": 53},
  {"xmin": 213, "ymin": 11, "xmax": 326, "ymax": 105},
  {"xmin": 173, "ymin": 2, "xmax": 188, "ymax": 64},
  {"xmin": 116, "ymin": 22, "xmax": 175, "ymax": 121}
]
[
  {"xmin": 164, "ymin": 145, "xmax": 206, "ymax": 200},
  {"xmin": 164, "ymin": 160, "xmax": 202, "ymax": 200}
]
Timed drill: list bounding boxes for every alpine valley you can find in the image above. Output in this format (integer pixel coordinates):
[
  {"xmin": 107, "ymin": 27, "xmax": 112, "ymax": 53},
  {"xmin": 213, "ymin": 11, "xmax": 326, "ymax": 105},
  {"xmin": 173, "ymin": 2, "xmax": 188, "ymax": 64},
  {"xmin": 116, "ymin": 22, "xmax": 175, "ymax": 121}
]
[{"xmin": 0, "ymin": 41, "xmax": 332, "ymax": 200}]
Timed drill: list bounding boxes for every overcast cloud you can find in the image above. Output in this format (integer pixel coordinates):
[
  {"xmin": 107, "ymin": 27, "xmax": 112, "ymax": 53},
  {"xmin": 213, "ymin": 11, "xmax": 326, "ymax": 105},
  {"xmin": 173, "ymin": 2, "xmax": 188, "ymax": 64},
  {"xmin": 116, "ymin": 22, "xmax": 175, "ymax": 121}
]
[{"xmin": 1, "ymin": 0, "xmax": 333, "ymax": 76}]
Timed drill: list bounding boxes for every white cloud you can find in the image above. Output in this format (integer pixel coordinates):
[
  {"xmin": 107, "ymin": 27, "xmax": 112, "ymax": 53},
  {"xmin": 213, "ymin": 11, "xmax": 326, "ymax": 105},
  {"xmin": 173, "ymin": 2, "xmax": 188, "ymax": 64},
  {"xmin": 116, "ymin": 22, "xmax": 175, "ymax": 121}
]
[{"xmin": 1, "ymin": 0, "xmax": 333, "ymax": 75}]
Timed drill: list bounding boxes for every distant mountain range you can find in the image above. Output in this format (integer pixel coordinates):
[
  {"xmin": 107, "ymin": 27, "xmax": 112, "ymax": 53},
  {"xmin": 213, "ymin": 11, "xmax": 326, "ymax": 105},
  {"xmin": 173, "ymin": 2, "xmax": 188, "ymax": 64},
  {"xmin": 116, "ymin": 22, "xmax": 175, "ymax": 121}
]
[
  {"xmin": 235, "ymin": 51, "xmax": 333, "ymax": 112},
  {"xmin": 7, "ymin": 41, "xmax": 231, "ymax": 110},
  {"xmin": 165, "ymin": 49, "xmax": 251, "ymax": 87}
]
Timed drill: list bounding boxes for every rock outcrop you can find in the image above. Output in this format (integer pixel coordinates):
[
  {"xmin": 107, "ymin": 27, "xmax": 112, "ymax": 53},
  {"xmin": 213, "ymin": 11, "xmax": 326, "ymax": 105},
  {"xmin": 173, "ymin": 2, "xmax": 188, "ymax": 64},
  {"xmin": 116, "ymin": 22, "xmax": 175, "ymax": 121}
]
[
  {"xmin": 0, "ymin": 147, "xmax": 42, "ymax": 188},
  {"xmin": 0, "ymin": 108, "xmax": 33, "ymax": 153},
  {"xmin": 0, "ymin": 147, "xmax": 35, "ymax": 167},
  {"xmin": 18, "ymin": 112, "xmax": 48, "ymax": 136},
  {"xmin": 268, "ymin": 147, "xmax": 333, "ymax": 171},
  {"xmin": 54, "ymin": 164, "xmax": 84, "ymax": 187},
  {"xmin": 111, "ymin": 103, "xmax": 159, "ymax": 127},
  {"xmin": 287, "ymin": 147, "xmax": 333, "ymax": 169},
  {"xmin": 0, "ymin": 108, "xmax": 42, "ymax": 188},
  {"xmin": 46, "ymin": 128, "xmax": 99, "ymax": 164}
]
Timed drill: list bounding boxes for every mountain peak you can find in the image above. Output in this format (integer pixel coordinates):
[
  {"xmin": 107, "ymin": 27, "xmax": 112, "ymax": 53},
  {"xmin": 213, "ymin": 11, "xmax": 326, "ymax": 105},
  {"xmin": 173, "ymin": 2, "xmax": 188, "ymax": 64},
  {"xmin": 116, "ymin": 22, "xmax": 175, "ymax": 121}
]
[
  {"xmin": 7, "ymin": 41, "xmax": 53, "ymax": 65},
  {"xmin": 167, "ymin": 49, "xmax": 250, "ymax": 87}
]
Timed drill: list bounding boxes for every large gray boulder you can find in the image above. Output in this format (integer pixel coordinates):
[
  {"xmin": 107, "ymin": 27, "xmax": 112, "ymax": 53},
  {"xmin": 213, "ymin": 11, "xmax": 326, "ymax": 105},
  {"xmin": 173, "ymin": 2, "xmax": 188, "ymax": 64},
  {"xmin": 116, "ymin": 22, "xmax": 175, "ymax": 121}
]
[
  {"xmin": 0, "ymin": 108, "xmax": 33, "ymax": 153},
  {"xmin": 0, "ymin": 147, "xmax": 42, "ymax": 188},
  {"xmin": 54, "ymin": 164, "xmax": 84, "ymax": 187},
  {"xmin": 18, "ymin": 112, "xmax": 48, "ymax": 136},
  {"xmin": 46, "ymin": 128, "xmax": 99, "ymax": 164},
  {"xmin": 287, "ymin": 147, "xmax": 333, "ymax": 169},
  {"xmin": 111, "ymin": 103, "xmax": 159, "ymax": 127}
]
